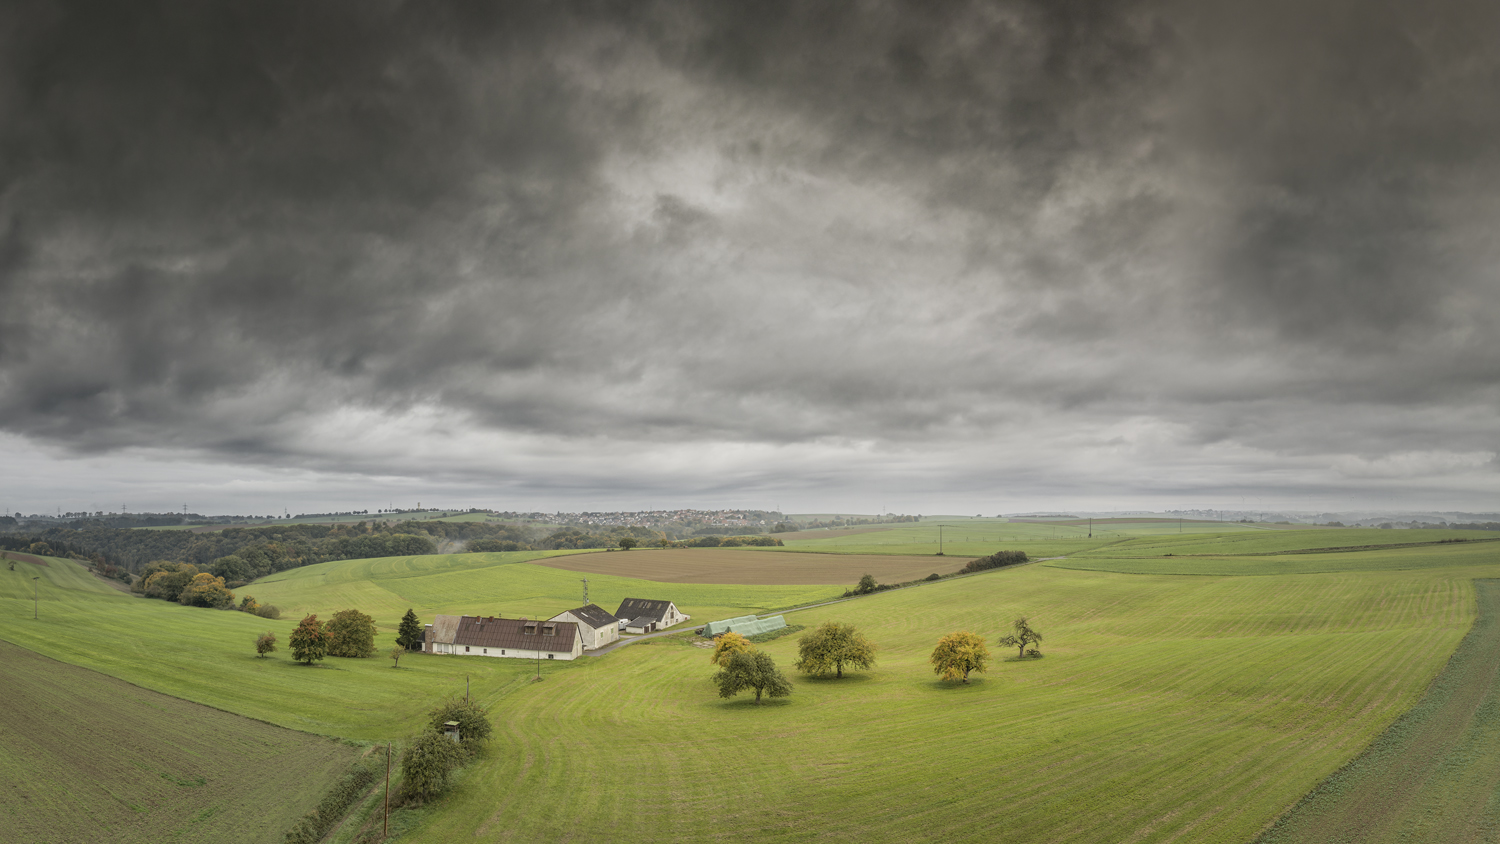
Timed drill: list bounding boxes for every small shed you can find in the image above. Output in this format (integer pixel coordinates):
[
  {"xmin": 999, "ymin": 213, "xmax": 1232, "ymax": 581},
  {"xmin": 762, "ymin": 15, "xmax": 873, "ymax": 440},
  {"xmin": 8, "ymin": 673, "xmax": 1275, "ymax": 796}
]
[{"xmin": 443, "ymin": 721, "xmax": 461, "ymax": 742}]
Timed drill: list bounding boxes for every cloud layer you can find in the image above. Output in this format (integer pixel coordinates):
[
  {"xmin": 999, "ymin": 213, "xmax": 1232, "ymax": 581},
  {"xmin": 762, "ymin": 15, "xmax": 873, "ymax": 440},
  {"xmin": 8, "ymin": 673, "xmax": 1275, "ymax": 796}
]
[{"xmin": 2, "ymin": 1, "xmax": 1497, "ymax": 513}]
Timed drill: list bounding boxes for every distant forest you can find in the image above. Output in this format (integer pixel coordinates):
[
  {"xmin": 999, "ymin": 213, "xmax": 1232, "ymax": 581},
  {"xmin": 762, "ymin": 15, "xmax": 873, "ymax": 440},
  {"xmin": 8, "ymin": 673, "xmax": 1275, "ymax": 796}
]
[{"xmin": 0, "ymin": 519, "xmax": 780, "ymax": 584}]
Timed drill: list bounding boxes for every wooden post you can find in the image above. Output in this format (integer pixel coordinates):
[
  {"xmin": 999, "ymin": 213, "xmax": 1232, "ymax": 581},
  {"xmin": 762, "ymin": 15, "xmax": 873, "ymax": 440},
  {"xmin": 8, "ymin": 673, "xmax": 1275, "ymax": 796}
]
[{"xmin": 383, "ymin": 742, "xmax": 391, "ymax": 839}]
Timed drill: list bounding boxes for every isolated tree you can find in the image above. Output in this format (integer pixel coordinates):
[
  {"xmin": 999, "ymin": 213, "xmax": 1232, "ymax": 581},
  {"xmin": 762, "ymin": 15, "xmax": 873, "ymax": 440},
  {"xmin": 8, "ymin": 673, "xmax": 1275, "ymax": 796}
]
[
  {"xmin": 390, "ymin": 646, "xmax": 405, "ymax": 668},
  {"xmin": 930, "ymin": 631, "xmax": 990, "ymax": 684},
  {"xmin": 290, "ymin": 614, "xmax": 329, "ymax": 665},
  {"xmin": 998, "ymin": 617, "xmax": 1043, "ymax": 659},
  {"xmin": 856, "ymin": 574, "xmax": 877, "ymax": 594},
  {"xmin": 398, "ymin": 730, "xmax": 466, "ymax": 803},
  {"xmin": 396, "ymin": 608, "xmax": 423, "ymax": 651},
  {"xmin": 618, "ymin": 536, "xmax": 638, "ymax": 550},
  {"xmin": 326, "ymin": 609, "xmax": 377, "ymax": 658},
  {"xmin": 710, "ymin": 631, "xmax": 754, "ymax": 667},
  {"xmin": 427, "ymin": 696, "xmax": 492, "ymax": 755},
  {"xmin": 795, "ymin": 621, "xmax": 877, "ymax": 678},
  {"xmin": 713, "ymin": 650, "xmax": 793, "ymax": 704},
  {"xmin": 255, "ymin": 632, "xmax": 278, "ymax": 658}
]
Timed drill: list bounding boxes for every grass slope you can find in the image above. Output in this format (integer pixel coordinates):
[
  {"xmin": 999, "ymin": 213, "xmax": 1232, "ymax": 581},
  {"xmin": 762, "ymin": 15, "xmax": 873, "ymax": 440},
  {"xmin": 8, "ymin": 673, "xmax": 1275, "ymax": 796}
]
[
  {"xmin": 0, "ymin": 640, "xmax": 361, "ymax": 844},
  {"xmin": 409, "ymin": 560, "xmax": 1485, "ymax": 843},
  {"xmin": 245, "ymin": 550, "xmax": 846, "ymax": 624},
  {"xmin": 1256, "ymin": 577, "xmax": 1500, "ymax": 844},
  {"xmin": 6, "ymin": 531, "xmax": 1499, "ymax": 843},
  {"xmin": 1052, "ymin": 538, "xmax": 1500, "ymax": 576},
  {"xmin": 0, "ymin": 553, "xmax": 838, "ymax": 739}
]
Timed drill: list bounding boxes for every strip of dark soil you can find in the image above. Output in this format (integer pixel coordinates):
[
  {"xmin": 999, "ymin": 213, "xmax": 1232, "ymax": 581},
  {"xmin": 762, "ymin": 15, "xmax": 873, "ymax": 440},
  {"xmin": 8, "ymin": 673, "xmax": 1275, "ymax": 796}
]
[
  {"xmin": 1254, "ymin": 578, "xmax": 1500, "ymax": 843},
  {"xmin": 1, "ymin": 550, "xmax": 49, "ymax": 567}
]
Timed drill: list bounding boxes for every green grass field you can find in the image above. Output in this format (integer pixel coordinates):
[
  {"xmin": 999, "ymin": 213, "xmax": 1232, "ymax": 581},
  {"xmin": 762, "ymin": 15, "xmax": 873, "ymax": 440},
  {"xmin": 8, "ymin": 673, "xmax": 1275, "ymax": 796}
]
[
  {"xmin": 1256, "ymin": 578, "xmax": 1500, "ymax": 843},
  {"xmin": 5, "ymin": 523, "xmax": 1500, "ymax": 842},
  {"xmin": 0, "ymin": 639, "xmax": 362, "ymax": 844},
  {"xmin": 759, "ymin": 516, "xmax": 1303, "ymax": 558}
]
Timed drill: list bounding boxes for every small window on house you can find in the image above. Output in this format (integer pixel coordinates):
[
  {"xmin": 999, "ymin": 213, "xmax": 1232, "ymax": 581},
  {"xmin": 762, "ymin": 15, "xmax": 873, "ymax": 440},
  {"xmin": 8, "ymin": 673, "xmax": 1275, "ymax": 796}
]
[
  {"xmin": 465, "ymin": 646, "xmax": 470, "ymax": 652},
  {"xmin": 483, "ymin": 648, "xmax": 487, "ymax": 654},
  {"xmin": 547, "ymin": 653, "xmax": 554, "ymax": 659},
  {"xmin": 501, "ymin": 650, "xmax": 505, "ymax": 655}
]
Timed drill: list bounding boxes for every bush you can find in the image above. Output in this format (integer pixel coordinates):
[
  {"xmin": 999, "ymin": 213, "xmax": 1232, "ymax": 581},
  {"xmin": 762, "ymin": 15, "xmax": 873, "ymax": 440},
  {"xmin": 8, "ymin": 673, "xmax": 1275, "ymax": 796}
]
[
  {"xmin": 398, "ymin": 731, "xmax": 466, "ymax": 804},
  {"xmin": 426, "ymin": 697, "xmax": 492, "ymax": 756},
  {"xmin": 925, "ymin": 572, "xmax": 942, "ymax": 581},
  {"xmin": 959, "ymin": 550, "xmax": 1029, "ymax": 575},
  {"xmin": 255, "ymin": 603, "xmax": 282, "ymax": 619},
  {"xmin": 282, "ymin": 756, "xmax": 381, "ymax": 844}
]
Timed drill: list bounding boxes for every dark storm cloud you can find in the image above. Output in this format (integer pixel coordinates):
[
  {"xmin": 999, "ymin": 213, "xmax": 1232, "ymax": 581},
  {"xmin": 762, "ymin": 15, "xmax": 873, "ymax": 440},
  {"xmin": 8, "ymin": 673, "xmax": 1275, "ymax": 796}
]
[{"xmin": 2, "ymin": 0, "xmax": 1497, "ymax": 509}]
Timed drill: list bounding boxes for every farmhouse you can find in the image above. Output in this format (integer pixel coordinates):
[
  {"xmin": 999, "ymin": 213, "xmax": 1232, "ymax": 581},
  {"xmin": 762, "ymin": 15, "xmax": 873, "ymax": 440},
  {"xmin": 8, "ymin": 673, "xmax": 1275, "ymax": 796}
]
[
  {"xmin": 422, "ymin": 614, "xmax": 583, "ymax": 661},
  {"xmin": 548, "ymin": 604, "xmax": 620, "ymax": 650},
  {"xmin": 614, "ymin": 598, "xmax": 689, "ymax": 634}
]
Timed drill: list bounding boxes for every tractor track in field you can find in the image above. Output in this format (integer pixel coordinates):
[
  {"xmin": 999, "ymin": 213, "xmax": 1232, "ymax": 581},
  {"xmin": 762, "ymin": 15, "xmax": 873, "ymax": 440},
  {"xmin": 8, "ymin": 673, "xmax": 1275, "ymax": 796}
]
[{"xmin": 1255, "ymin": 578, "xmax": 1500, "ymax": 843}]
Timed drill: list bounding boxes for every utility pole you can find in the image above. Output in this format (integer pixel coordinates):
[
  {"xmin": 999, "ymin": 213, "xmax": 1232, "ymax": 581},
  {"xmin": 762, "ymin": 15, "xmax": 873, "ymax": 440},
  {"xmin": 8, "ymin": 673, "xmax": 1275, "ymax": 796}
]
[
  {"xmin": 938, "ymin": 525, "xmax": 944, "ymax": 555},
  {"xmin": 582, "ymin": 578, "xmax": 589, "ymax": 606},
  {"xmin": 383, "ymin": 742, "xmax": 391, "ymax": 839},
  {"xmin": 33, "ymin": 576, "xmax": 40, "ymax": 619}
]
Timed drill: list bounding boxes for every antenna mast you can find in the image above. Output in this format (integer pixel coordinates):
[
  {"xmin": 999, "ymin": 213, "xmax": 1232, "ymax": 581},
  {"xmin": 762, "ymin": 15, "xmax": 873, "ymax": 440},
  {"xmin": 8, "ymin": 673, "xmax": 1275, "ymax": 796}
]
[{"xmin": 581, "ymin": 578, "xmax": 589, "ymax": 606}]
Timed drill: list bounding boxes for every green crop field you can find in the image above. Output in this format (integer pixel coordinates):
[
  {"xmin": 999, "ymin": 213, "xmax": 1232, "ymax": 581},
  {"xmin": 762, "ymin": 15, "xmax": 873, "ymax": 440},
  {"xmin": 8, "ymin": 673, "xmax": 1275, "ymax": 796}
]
[
  {"xmin": 756, "ymin": 516, "xmax": 1287, "ymax": 558},
  {"xmin": 4, "ymin": 524, "xmax": 1500, "ymax": 843},
  {"xmin": 0, "ymin": 639, "xmax": 362, "ymax": 844}
]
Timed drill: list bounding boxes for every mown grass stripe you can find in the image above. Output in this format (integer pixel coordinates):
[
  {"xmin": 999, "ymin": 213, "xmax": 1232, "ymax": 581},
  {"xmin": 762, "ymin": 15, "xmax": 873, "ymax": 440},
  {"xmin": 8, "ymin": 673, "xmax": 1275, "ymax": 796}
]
[{"xmin": 1255, "ymin": 578, "xmax": 1500, "ymax": 844}]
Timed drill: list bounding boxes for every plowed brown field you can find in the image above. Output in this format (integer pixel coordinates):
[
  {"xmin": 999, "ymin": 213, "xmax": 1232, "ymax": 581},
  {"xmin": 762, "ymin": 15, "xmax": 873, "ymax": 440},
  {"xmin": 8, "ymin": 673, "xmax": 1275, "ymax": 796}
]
[
  {"xmin": 0, "ymin": 639, "xmax": 362, "ymax": 844},
  {"xmin": 533, "ymin": 548, "xmax": 963, "ymax": 584}
]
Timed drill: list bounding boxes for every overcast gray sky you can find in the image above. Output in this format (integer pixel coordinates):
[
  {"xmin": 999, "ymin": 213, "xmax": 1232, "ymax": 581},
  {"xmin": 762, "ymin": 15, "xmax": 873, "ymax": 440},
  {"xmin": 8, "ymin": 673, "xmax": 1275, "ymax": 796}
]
[{"xmin": 3, "ymin": 0, "xmax": 1498, "ymax": 517}]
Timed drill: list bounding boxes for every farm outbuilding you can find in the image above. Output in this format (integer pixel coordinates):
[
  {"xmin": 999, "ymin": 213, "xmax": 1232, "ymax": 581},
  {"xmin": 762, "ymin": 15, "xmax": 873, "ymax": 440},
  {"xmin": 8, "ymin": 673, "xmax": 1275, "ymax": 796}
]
[
  {"xmin": 700, "ymin": 614, "xmax": 786, "ymax": 638},
  {"xmin": 423, "ymin": 614, "xmax": 583, "ymax": 660},
  {"xmin": 548, "ymin": 604, "xmax": 620, "ymax": 650},
  {"xmin": 614, "ymin": 598, "xmax": 689, "ymax": 634}
]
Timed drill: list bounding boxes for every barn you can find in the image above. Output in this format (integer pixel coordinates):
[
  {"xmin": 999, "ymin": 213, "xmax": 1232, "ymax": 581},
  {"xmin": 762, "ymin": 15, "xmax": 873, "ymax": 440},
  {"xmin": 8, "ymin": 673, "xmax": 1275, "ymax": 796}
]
[
  {"xmin": 423, "ymin": 614, "xmax": 583, "ymax": 660},
  {"xmin": 614, "ymin": 598, "xmax": 689, "ymax": 634},
  {"xmin": 548, "ymin": 604, "xmax": 620, "ymax": 650}
]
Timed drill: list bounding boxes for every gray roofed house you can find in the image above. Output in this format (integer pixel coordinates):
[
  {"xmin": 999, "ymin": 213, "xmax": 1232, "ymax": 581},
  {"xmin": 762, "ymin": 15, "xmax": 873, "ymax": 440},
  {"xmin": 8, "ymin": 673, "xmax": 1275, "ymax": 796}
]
[
  {"xmin": 613, "ymin": 598, "xmax": 689, "ymax": 634},
  {"xmin": 548, "ymin": 603, "xmax": 621, "ymax": 650}
]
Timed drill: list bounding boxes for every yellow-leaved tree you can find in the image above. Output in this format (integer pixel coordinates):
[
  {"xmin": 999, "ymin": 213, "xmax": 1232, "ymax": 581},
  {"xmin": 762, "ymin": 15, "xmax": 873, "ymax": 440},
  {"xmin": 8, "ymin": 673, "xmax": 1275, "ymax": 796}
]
[
  {"xmin": 710, "ymin": 631, "xmax": 754, "ymax": 667},
  {"xmin": 930, "ymin": 631, "xmax": 989, "ymax": 684}
]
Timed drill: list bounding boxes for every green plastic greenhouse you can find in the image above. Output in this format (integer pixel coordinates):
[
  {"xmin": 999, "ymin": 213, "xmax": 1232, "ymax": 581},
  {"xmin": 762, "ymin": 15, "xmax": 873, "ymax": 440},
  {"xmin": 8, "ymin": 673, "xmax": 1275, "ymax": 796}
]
[{"xmin": 700, "ymin": 614, "xmax": 787, "ymax": 638}]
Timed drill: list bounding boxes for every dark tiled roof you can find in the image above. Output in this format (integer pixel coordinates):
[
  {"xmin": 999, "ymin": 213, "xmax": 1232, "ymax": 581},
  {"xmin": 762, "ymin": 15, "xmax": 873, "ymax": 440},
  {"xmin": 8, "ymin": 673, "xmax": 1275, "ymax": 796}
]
[
  {"xmin": 452, "ymin": 616, "xmax": 579, "ymax": 653},
  {"xmin": 555, "ymin": 604, "xmax": 618, "ymax": 630},
  {"xmin": 614, "ymin": 598, "xmax": 674, "ymax": 623}
]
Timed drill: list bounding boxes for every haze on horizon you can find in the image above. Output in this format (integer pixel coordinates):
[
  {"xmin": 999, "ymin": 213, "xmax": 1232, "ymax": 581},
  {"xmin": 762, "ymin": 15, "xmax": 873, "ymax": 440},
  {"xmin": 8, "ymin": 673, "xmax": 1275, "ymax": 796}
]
[{"xmin": 2, "ymin": 1, "xmax": 1498, "ymax": 518}]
